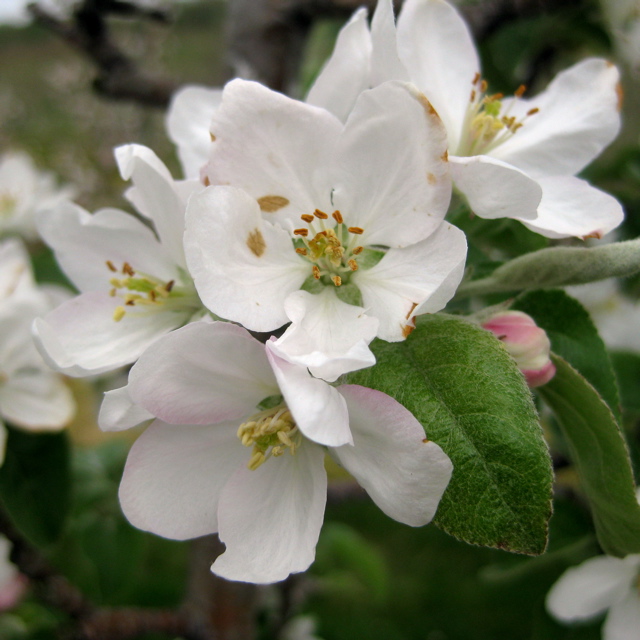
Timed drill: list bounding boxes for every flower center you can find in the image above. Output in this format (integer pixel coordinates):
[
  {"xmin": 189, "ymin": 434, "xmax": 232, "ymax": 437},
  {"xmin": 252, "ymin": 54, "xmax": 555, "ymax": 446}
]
[
  {"xmin": 237, "ymin": 404, "xmax": 302, "ymax": 470},
  {"xmin": 105, "ymin": 260, "xmax": 199, "ymax": 322},
  {"xmin": 292, "ymin": 209, "xmax": 364, "ymax": 287},
  {"xmin": 0, "ymin": 193, "xmax": 17, "ymax": 219},
  {"xmin": 456, "ymin": 74, "xmax": 540, "ymax": 156}
]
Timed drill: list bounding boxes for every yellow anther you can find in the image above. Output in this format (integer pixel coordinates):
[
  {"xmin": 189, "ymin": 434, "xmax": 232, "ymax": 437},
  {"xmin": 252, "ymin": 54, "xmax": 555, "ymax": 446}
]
[
  {"xmin": 332, "ymin": 275, "xmax": 342, "ymax": 287},
  {"xmin": 294, "ymin": 228, "xmax": 309, "ymax": 237},
  {"xmin": 332, "ymin": 210, "xmax": 343, "ymax": 224},
  {"xmin": 312, "ymin": 265, "xmax": 321, "ymax": 279},
  {"xmin": 109, "ymin": 288, "xmax": 116, "ymax": 297},
  {"xmin": 353, "ymin": 246, "xmax": 364, "ymax": 255},
  {"xmin": 106, "ymin": 260, "xmax": 117, "ymax": 272},
  {"xmin": 113, "ymin": 306, "xmax": 126, "ymax": 322},
  {"xmin": 295, "ymin": 247, "xmax": 308, "ymax": 256},
  {"xmin": 515, "ymin": 84, "xmax": 527, "ymax": 97},
  {"xmin": 348, "ymin": 259, "xmax": 358, "ymax": 271},
  {"xmin": 301, "ymin": 214, "xmax": 314, "ymax": 223},
  {"xmin": 527, "ymin": 107, "xmax": 539, "ymax": 116},
  {"xmin": 314, "ymin": 209, "xmax": 329, "ymax": 219},
  {"xmin": 348, "ymin": 226, "xmax": 364, "ymax": 235},
  {"xmin": 122, "ymin": 262, "xmax": 134, "ymax": 276}
]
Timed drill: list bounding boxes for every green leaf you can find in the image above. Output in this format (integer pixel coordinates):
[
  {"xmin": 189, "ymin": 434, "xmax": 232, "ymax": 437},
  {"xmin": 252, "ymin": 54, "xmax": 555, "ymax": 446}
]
[
  {"xmin": 455, "ymin": 238, "xmax": 640, "ymax": 298},
  {"xmin": 610, "ymin": 350, "xmax": 640, "ymax": 415},
  {"xmin": 538, "ymin": 355, "xmax": 640, "ymax": 557},
  {"xmin": 347, "ymin": 314, "xmax": 553, "ymax": 555},
  {"xmin": 513, "ymin": 289, "xmax": 621, "ymax": 422},
  {"xmin": 0, "ymin": 427, "xmax": 70, "ymax": 547}
]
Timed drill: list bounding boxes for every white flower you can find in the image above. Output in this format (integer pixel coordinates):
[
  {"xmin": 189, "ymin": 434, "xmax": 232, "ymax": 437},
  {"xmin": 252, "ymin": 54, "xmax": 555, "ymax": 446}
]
[
  {"xmin": 33, "ymin": 144, "xmax": 206, "ymax": 377},
  {"xmin": 309, "ymin": 0, "xmax": 624, "ymax": 239},
  {"xmin": 547, "ymin": 554, "xmax": 640, "ymax": 639},
  {"xmin": 116, "ymin": 321, "xmax": 453, "ymax": 584},
  {"xmin": 567, "ymin": 279, "xmax": 640, "ymax": 353},
  {"xmin": 0, "ymin": 239, "xmax": 75, "ymax": 465},
  {"xmin": 0, "ymin": 151, "xmax": 74, "ymax": 242},
  {"xmin": 185, "ymin": 79, "xmax": 466, "ymax": 380}
]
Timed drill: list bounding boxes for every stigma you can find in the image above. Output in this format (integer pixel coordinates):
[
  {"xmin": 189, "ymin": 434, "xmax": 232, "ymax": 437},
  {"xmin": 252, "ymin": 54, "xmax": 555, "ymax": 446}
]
[
  {"xmin": 456, "ymin": 74, "xmax": 539, "ymax": 156},
  {"xmin": 237, "ymin": 405, "xmax": 302, "ymax": 470}
]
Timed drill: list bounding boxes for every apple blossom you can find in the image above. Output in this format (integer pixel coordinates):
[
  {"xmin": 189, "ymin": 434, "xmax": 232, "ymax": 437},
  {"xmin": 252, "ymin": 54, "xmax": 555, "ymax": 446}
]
[
  {"xmin": 0, "ymin": 536, "xmax": 27, "ymax": 611},
  {"xmin": 185, "ymin": 79, "xmax": 466, "ymax": 380},
  {"xmin": 547, "ymin": 489, "xmax": 640, "ymax": 640},
  {"xmin": 33, "ymin": 144, "xmax": 207, "ymax": 377},
  {"xmin": 116, "ymin": 321, "xmax": 453, "ymax": 584},
  {"xmin": 307, "ymin": 0, "xmax": 624, "ymax": 239},
  {"xmin": 481, "ymin": 310, "xmax": 556, "ymax": 388},
  {"xmin": 0, "ymin": 151, "xmax": 74, "ymax": 242}
]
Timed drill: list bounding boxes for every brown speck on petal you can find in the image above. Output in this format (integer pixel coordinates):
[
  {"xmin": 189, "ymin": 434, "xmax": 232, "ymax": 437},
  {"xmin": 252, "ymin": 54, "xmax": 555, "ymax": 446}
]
[
  {"xmin": 582, "ymin": 230, "xmax": 604, "ymax": 240},
  {"xmin": 427, "ymin": 172, "xmax": 437, "ymax": 185},
  {"xmin": 422, "ymin": 438, "xmax": 430, "ymax": 443},
  {"xmin": 416, "ymin": 91, "xmax": 438, "ymax": 116},
  {"xmin": 616, "ymin": 83, "xmax": 624, "ymax": 111},
  {"xmin": 405, "ymin": 302, "xmax": 418, "ymax": 320},
  {"xmin": 402, "ymin": 321, "xmax": 416, "ymax": 338},
  {"xmin": 257, "ymin": 195, "xmax": 290, "ymax": 213},
  {"xmin": 247, "ymin": 228, "xmax": 266, "ymax": 257},
  {"xmin": 441, "ymin": 150, "xmax": 448, "ymax": 162},
  {"xmin": 203, "ymin": 176, "xmax": 211, "ymax": 187},
  {"xmin": 210, "ymin": 132, "xmax": 216, "ymax": 142}
]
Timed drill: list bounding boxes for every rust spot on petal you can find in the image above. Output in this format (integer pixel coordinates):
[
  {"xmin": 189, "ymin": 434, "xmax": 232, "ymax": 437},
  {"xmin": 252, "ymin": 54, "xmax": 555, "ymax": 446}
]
[
  {"xmin": 416, "ymin": 92, "xmax": 438, "ymax": 116},
  {"xmin": 203, "ymin": 175, "xmax": 211, "ymax": 186},
  {"xmin": 402, "ymin": 319, "xmax": 416, "ymax": 338},
  {"xmin": 422, "ymin": 438, "xmax": 430, "ymax": 443},
  {"xmin": 257, "ymin": 195, "xmax": 290, "ymax": 213},
  {"xmin": 405, "ymin": 302, "xmax": 418, "ymax": 320},
  {"xmin": 616, "ymin": 82, "xmax": 624, "ymax": 111},
  {"xmin": 582, "ymin": 230, "xmax": 604, "ymax": 240},
  {"xmin": 210, "ymin": 132, "xmax": 216, "ymax": 142},
  {"xmin": 427, "ymin": 172, "xmax": 437, "ymax": 185},
  {"xmin": 247, "ymin": 229, "xmax": 266, "ymax": 257},
  {"xmin": 441, "ymin": 150, "xmax": 448, "ymax": 162}
]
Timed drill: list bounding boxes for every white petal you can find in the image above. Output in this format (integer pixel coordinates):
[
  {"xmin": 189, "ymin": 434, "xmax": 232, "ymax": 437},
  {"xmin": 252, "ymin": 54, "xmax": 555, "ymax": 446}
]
[
  {"xmin": 98, "ymin": 385, "xmax": 154, "ymax": 432},
  {"xmin": 306, "ymin": 8, "xmax": 372, "ymax": 122},
  {"xmin": 604, "ymin": 588, "xmax": 640, "ymax": 640},
  {"xmin": 0, "ymin": 372, "xmax": 74, "ymax": 430},
  {"xmin": 332, "ymin": 81, "xmax": 451, "ymax": 247},
  {"xmin": 450, "ymin": 155, "xmax": 541, "ymax": 220},
  {"xmin": 33, "ymin": 292, "xmax": 187, "ymax": 377},
  {"xmin": 546, "ymin": 555, "xmax": 638, "ymax": 622},
  {"xmin": 115, "ymin": 144, "xmax": 193, "ymax": 267},
  {"xmin": 273, "ymin": 289, "xmax": 378, "ymax": 382},
  {"xmin": 0, "ymin": 238, "xmax": 35, "ymax": 301},
  {"xmin": 166, "ymin": 85, "xmax": 223, "ymax": 179},
  {"xmin": 205, "ymin": 79, "xmax": 339, "ymax": 224},
  {"xmin": 396, "ymin": 0, "xmax": 480, "ymax": 151},
  {"xmin": 184, "ymin": 186, "xmax": 308, "ymax": 331},
  {"xmin": 370, "ymin": 0, "xmax": 409, "ymax": 85},
  {"xmin": 266, "ymin": 341, "xmax": 352, "ymax": 447},
  {"xmin": 129, "ymin": 322, "xmax": 278, "ymax": 425},
  {"xmin": 212, "ymin": 440, "xmax": 327, "ymax": 584},
  {"xmin": 353, "ymin": 223, "xmax": 467, "ymax": 341},
  {"xmin": 36, "ymin": 201, "xmax": 178, "ymax": 293},
  {"xmin": 332, "ymin": 384, "xmax": 452, "ymax": 526},
  {"xmin": 519, "ymin": 176, "xmax": 624, "ymax": 239},
  {"xmin": 493, "ymin": 59, "xmax": 621, "ymax": 178},
  {"xmin": 119, "ymin": 420, "xmax": 246, "ymax": 540}
]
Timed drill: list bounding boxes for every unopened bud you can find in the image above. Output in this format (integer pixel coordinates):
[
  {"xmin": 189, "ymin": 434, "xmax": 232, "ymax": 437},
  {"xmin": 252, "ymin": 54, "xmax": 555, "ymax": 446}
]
[{"xmin": 482, "ymin": 311, "xmax": 556, "ymax": 388}]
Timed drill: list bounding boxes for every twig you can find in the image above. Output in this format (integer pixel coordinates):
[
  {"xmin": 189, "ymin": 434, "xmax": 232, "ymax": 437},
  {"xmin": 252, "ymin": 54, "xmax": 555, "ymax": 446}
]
[{"xmin": 27, "ymin": 0, "xmax": 178, "ymax": 107}]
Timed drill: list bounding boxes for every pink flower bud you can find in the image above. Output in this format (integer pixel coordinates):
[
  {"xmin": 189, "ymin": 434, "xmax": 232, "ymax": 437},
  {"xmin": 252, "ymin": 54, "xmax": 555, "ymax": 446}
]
[{"xmin": 482, "ymin": 311, "xmax": 556, "ymax": 388}]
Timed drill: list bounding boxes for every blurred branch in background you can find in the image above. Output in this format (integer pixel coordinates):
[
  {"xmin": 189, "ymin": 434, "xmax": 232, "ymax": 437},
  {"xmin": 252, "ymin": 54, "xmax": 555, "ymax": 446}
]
[{"xmin": 27, "ymin": 0, "xmax": 584, "ymax": 105}]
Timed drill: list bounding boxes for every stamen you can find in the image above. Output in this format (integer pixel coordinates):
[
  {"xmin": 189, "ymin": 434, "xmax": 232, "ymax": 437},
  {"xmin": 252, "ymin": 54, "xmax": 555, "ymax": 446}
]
[
  {"xmin": 348, "ymin": 259, "xmax": 358, "ymax": 271},
  {"xmin": 109, "ymin": 288, "xmax": 116, "ymax": 297},
  {"xmin": 352, "ymin": 246, "xmax": 364, "ymax": 255},
  {"xmin": 314, "ymin": 209, "xmax": 329, "ymax": 219},
  {"xmin": 515, "ymin": 84, "xmax": 527, "ymax": 97},
  {"xmin": 312, "ymin": 265, "xmax": 321, "ymax": 280},
  {"xmin": 472, "ymin": 72, "xmax": 480, "ymax": 84},
  {"xmin": 122, "ymin": 262, "xmax": 134, "ymax": 276},
  {"xmin": 348, "ymin": 227, "xmax": 364, "ymax": 235},
  {"xmin": 295, "ymin": 247, "xmax": 308, "ymax": 256},
  {"xmin": 106, "ymin": 260, "xmax": 117, "ymax": 272},
  {"xmin": 294, "ymin": 228, "xmax": 309, "ymax": 237},
  {"xmin": 332, "ymin": 275, "xmax": 342, "ymax": 287},
  {"xmin": 113, "ymin": 306, "xmax": 126, "ymax": 322},
  {"xmin": 332, "ymin": 210, "xmax": 343, "ymax": 224},
  {"xmin": 165, "ymin": 280, "xmax": 175, "ymax": 293},
  {"xmin": 527, "ymin": 107, "xmax": 539, "ymax": 116},
  {"xmin": 301, "ymin": 214, "xmax": 314, "ymax": 223}
]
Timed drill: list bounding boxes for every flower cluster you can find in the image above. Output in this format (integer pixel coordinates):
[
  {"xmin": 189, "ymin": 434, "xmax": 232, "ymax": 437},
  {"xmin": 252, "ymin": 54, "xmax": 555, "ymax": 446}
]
[{"xmin": 32, "ymin": 0, "xmax": 623, "ymax": 585}]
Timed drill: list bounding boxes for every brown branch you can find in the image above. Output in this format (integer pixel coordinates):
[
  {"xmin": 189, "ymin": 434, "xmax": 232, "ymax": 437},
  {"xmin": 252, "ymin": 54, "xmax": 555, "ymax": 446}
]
[{"xmin": 27, "ymin": 0, "xmax": 178, "ymax": 108}]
